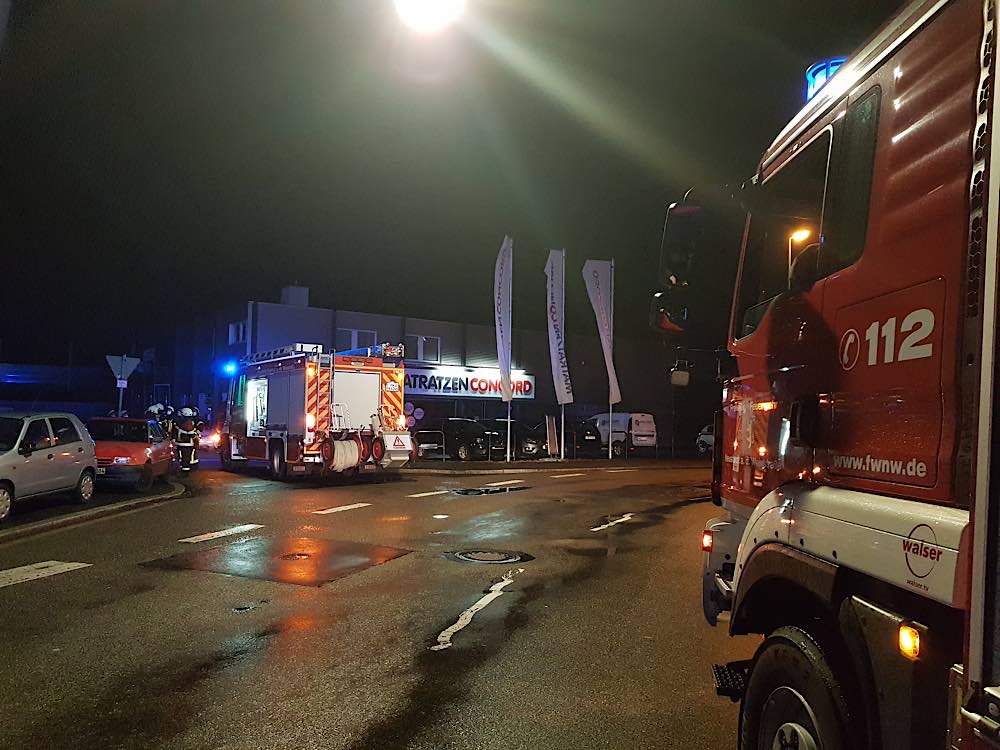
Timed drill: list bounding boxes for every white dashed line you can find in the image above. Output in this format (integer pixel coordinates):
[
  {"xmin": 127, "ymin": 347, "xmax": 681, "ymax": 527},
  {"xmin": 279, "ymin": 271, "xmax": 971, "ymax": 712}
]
[
  {"xmin": 484, "ymin": 479, "xmax": 524, "ymax": 487},
  {"xmin": 550, "ymin": 473, "xmax": 586, "ymax": 478},
  {"xmin": 430, "ymin": 568, "xmax": 525, "ymax": 651},
  {"xmin": 0, "ymin": 561, "xmax": 92, "ymax": 588},
  {"xmin": 606, "ymin": 469, "xmax": 638, "ymax": 473},
  {"xmin": 178, "ymin": 524, "xmax": 264, "ymax": 543},
  {"xmin": 408, "ymin": 490, "xmax": 450, "ymax": 498},
  {"xmin": 590, "ymin": 513, "xmax": 636, "ymax": 532},
  {"xmin": 313, "ymin": 502, "xmax": 372, "ymax": 515}
]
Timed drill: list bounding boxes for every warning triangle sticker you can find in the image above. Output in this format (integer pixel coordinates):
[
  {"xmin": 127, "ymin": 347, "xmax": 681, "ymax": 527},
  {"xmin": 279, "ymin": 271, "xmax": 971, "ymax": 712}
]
[{"xmin": 393, "ymin": 436, "xmax": 405, "ymax": 448}]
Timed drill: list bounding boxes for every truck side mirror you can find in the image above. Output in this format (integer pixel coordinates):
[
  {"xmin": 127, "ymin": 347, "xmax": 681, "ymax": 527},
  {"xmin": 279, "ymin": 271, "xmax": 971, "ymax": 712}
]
[{"xmin": 650, "ymin": 289, "xmax": 689, "ymax": 335}]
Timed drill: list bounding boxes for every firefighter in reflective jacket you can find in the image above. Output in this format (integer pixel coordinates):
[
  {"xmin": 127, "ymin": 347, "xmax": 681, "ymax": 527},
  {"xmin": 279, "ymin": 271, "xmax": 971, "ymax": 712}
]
[{"xmin": 174, "ymin": 407, "xmax": 200, "ymax": 471}]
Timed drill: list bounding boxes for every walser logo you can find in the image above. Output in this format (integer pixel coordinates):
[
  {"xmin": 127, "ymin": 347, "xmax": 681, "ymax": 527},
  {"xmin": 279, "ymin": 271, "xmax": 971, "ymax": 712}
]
[{"xmin": 902, "ymin": 524, "xmax": 942, "ymax": 590}]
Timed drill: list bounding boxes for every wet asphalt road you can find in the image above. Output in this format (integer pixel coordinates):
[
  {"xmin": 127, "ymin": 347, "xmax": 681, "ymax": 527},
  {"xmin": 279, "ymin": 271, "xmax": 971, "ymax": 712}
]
[{"xmin": 0, "ymin": 463, "xmax": 755, "ymax": 750}]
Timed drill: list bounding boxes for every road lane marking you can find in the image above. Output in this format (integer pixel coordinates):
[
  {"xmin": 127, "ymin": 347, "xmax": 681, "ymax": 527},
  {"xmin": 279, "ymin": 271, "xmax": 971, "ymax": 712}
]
[
  {"xmin": 430, "ymin": 568, "xmax": 525, "ymax": 651},
  {"xmin": 484, "ymin": 479, "xmax": 524, "ymax": 487},
  {"xmin": 590, "ymin": 513, "xmax": 636, "ymax": 532},
  {"xmin": 313, "ymin": 502, "xmax": 372, "ymax": 515},
  {"xmin": 408, "ymin": 490, "xmax": 450, "ymax": 498},
  {"xmin": 606, "ymin": 469, "xmax": 638, "ymax": 473},
  {"xmin": 0, "ymin": 561, "xmax": 92, "ymax": 588},
  {"xmin": 550, "ymin": 473, "xmax": 586, "ymax": 478},
  {"xmin": 178, "ymin": 524, "xmax": 264, "ymax": 543}
]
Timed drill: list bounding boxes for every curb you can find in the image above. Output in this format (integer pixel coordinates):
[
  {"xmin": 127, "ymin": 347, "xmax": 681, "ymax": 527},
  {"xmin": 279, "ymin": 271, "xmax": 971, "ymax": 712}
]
[
  {"xmin": 401, "ymin": 463, "xmax": 709, "ymax": 476},
  {"xmin": 0, "ymin": 481, "xmax": 188, "ymax": 544}
]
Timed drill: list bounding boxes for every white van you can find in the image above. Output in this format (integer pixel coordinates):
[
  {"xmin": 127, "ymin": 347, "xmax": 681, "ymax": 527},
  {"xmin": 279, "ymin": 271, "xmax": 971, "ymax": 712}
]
[{"xmin": 589, "ymin": 412, "xmax": 657, "ymax": 457}]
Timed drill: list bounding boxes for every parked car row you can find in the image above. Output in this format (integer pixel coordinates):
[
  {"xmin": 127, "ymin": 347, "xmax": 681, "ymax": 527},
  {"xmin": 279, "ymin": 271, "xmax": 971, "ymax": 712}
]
[
  {"xmin": 412, "ymin": 413, "xmax": 659, "ymax": 461},
  {"xmin": 414, "ymin": 418, "xmax": 546, "ymax": 461},
  {"xmin": 0, "ymin": 412, "xmax": 176, "ymax": 523}
]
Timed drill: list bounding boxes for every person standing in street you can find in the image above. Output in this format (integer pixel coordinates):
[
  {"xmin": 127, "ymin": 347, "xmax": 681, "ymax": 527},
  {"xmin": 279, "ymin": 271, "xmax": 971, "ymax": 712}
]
[{"xmin": 174, "ymin": 407, "xmax": 199, "ymax": 472}]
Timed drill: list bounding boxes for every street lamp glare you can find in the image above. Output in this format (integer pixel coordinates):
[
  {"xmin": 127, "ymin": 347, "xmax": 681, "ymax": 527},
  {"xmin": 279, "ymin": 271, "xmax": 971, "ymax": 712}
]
[
  {"xmin": 790, "ymin": 228, "xmax": 812, "ymax": 243},
  {"xmin": 394, "ymin": 0, "xmax": 467, "ymax": 33}
]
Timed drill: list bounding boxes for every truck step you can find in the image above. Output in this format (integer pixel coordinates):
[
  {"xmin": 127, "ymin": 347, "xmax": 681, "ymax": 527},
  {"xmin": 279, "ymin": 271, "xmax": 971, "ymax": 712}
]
[{"xmin": 713, "ymin": 660, "xmax": 752, "ymax": 702}]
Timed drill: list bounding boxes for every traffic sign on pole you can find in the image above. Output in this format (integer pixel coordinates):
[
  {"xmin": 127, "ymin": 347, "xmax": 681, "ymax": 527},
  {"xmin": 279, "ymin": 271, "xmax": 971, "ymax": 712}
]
[{"xmin": 106, "ymin": 354, "xmax": 140, "ymax": 415}]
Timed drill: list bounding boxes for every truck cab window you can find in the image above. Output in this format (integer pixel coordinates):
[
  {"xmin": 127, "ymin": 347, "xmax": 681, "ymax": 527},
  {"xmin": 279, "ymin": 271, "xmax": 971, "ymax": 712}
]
[
  {"xmin": 822, "ymin": 88, "xmax": 881, "ymax": 275},
  {"xmin": 736, "ymin": 131, "xmax": 831, "ymax": 339}
]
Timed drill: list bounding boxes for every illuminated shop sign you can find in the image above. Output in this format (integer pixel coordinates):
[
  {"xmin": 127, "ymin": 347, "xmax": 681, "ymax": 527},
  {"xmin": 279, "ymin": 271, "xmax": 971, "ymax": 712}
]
[
  {"xmin": 806, "ymin": 57, "xmax": 847, "ymax": 101},
  {"xmin": 404, "ymin": 365, "xmax": 535, "ymax": 400}
]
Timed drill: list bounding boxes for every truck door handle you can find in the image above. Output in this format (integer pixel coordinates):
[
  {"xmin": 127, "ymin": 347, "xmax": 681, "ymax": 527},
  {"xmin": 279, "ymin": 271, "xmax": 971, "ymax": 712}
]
[
  {"xmin": 46, "ymin": 454, "xmax": 54, "ymax": 460},
  {"xmin": 77, "ymin": 447, "xmax": 83, "ymax": 453}
]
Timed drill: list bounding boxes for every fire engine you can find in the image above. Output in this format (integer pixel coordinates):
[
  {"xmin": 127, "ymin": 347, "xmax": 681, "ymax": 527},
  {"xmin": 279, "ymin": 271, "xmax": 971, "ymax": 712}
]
[
  {"xmin": 220, "ymin": 343, "xmax": 412, "ymax": 479},
  {"xmin": 652, "ymin": 1, "xmax": 1000, "ymax": 748}
]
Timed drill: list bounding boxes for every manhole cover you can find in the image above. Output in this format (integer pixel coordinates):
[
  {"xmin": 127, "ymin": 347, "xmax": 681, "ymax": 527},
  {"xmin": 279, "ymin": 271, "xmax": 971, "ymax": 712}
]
[
  {"xmin": 280, "ymin": 553, "xmax": 311, "ymax": 560},
  {"xmin": 448, "ymin": 549, "xmax": 533, "ymax": 564},
  {"xmin": 453, "ymin": 487, "xmax": 529, "ymax": 496}
]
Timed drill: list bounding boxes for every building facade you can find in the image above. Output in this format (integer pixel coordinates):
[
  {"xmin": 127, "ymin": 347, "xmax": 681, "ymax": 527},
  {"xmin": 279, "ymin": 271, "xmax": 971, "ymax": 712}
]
[{"xmin": 175, "ymin": 285, "xmax": 703, "ymax": 447}]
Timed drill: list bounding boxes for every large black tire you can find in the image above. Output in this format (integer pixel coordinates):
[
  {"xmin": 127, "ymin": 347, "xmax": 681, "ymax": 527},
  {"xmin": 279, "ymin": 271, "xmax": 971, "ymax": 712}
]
[
  {"xmin": 134, "ymin": 464, "xmax": 154, "ymax": 492},
  {"xmin": 611, "ymin": 440, "xmax": 626, "ymax": 458},
  {"xmin": 740, "ymin": 626, "xmax": 853, "ymax": 750},
  {"xmin": 270, "ymin": 443, "xmax": 287, "ymax": 480},
  {"xmin": 456, "ymin": 443, "xmax": 471, "ymax": 461},
  {"xmin": 220, "ymin": 443, "xmax": 235, "ymax": 472},
  {"xmin": 73, "ymin": 470, "xmax": 96, "ymax": 505}
]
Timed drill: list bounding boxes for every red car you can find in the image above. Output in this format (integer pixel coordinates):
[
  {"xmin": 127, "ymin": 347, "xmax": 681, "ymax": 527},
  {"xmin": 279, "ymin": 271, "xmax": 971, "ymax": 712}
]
[{"xmin": 86, "ymin": 417, "xmax": 174, "ymax": 491}]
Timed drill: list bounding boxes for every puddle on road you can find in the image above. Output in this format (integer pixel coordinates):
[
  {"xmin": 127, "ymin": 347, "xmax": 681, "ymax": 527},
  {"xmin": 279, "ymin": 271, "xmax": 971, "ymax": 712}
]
[{"xmin": 144, "ymin": 537, "xmax": 411, "ymax": 587}]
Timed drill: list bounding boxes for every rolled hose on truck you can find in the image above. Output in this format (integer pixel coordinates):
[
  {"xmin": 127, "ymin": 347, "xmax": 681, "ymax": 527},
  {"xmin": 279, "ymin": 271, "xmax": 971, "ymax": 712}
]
[{"xmin": 321, "ymin": 439, "xmax": 361, "ymax": 473}]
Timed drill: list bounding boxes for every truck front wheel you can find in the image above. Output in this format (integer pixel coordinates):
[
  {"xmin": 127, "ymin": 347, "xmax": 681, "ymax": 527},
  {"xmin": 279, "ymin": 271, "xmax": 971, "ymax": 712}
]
[{"xmin": 740, "ymin": 626, "xmax": 853, "ymax": 750}]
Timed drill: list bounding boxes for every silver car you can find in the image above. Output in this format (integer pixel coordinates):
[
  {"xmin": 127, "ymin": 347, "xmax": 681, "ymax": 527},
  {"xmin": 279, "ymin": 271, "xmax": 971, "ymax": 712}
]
[{"xmin": 0, "ymin": 412, "xmax": 98, "ymax": 522}]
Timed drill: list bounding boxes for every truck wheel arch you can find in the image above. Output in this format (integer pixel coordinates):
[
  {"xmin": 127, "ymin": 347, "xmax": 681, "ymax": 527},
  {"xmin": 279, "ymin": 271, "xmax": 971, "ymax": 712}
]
[{"xmin": 731, "ymin": 543, "xmax": 839, "ymax": 637}]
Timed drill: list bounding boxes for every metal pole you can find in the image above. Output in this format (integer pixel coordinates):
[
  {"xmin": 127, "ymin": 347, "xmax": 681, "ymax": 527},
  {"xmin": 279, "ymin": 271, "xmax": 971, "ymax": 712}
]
[
  {"xmin": 560, "ymin": 248, "xmax": 568, "ymax": 461},
  {"xmin": 118, "ymin": 354, "xmax": 126, "ymax": 416},
  {"xmin": 560, "ymin": 404, "xmax": 565, "ymax": 460},
  {"xmin": 608, "ymin": 259, "xmax": 614, "ymax": 460},
  {"xmin": 506, "ymin": 400, "xmax": 512, "ymax": 462}
]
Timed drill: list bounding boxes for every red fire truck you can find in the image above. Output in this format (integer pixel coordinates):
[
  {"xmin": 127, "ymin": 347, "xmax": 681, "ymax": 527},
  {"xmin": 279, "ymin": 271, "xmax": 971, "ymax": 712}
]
[
  {"xmin": 653, "ymin": 1, "xmax": 1000, "ymax": 748},
  {"xmin": 220, "ymin": 343, "xmax": 412, "ymax": 479}
]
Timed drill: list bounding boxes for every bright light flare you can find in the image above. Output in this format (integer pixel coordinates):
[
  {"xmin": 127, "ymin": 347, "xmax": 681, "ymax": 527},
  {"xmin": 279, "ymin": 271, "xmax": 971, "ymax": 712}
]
[
  {"xmin": 898, "ymin": 624, "xmax": 920, "ymax": 659},
  {"xmin": 701, "ymin": 531, "xmax": 713, "ymax": 552},
  {"xmin": 790, "ymin": 228, "xmax": 812, "ymax": 243},
  {"xmin": 394, "ymin": 0, "xmax": 466, "ymax": 33}
]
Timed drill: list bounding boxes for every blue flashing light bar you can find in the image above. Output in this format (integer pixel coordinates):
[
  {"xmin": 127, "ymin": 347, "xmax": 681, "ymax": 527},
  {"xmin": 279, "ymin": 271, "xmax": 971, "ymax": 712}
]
[
  {"xmin": 222, "ymin": 361, "xmax": 238, "ymax": 376},
  {"xmin": 806, "ymin": 57, "xmax": 847, "ymax": 101}
]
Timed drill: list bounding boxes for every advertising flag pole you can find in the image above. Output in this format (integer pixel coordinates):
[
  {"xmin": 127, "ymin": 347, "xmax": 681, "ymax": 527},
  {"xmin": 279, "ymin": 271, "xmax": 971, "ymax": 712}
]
[
  {"xmin": 608, "ymin": 260, "xmax": 614, "ymax": 461},
  {"xmin": 507, "ymin": 247, "xmax": 513, "ymax": 464},
  {"xmin": 560, "ymin": 249, "xmax": 566, "ymax": 460}
]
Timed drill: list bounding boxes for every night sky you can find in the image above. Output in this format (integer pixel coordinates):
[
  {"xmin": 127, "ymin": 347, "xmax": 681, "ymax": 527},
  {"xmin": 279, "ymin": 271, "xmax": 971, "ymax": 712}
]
[{"xmin": 0, "ymin": 0, "xmax": 901, "ymax": 366}]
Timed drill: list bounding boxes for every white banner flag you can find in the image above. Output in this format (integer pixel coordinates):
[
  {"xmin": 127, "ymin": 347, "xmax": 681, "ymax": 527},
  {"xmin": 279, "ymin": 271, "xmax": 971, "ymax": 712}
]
[
  {"xmin": 545, "ymin": 249, "xmax": 574, "ymax": 405},
  {"xmin": 583, "ymin": 259, "xmax": 622, "ymax": 405},
  {"xmin": 494, "ymin": 236, "xmax": 514, "ymax": 403}
]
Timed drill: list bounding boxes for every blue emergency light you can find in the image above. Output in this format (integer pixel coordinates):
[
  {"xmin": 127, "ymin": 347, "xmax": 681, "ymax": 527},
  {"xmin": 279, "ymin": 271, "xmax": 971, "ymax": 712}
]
[
  {"xmin": 222, "ymin": 361, "xmax": 238, "ymax": 376},
  {"xmin": 806, "ymin": 58, "xmax": 847, "ymax": 101}
]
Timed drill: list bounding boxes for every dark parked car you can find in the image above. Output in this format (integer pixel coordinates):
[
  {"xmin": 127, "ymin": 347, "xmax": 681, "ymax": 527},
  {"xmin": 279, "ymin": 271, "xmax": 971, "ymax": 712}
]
[
  {"xmin": 483, "ymin": 419, "xmax": 546, "ymax": 459},
  {"xmin": 415, "ymin": 418, "xmax": 488, "ymax": 461},
  {"xmin": 570, "ymin": 419, "xmax": 604, "ymax": 457}
]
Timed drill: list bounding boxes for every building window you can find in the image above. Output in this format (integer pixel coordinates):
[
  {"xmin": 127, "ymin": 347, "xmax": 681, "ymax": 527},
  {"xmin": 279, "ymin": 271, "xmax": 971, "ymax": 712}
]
[
  {"xmin": 405, "ymin": 334, "xmax": 442, "ymax": 363},
  {"xmin": 336, "ymin": 328, "xmax": 378, "ymax": 352},
  {"xmin": 228, "ymin": 321, "xmax": 246, "ymax": 346}
]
